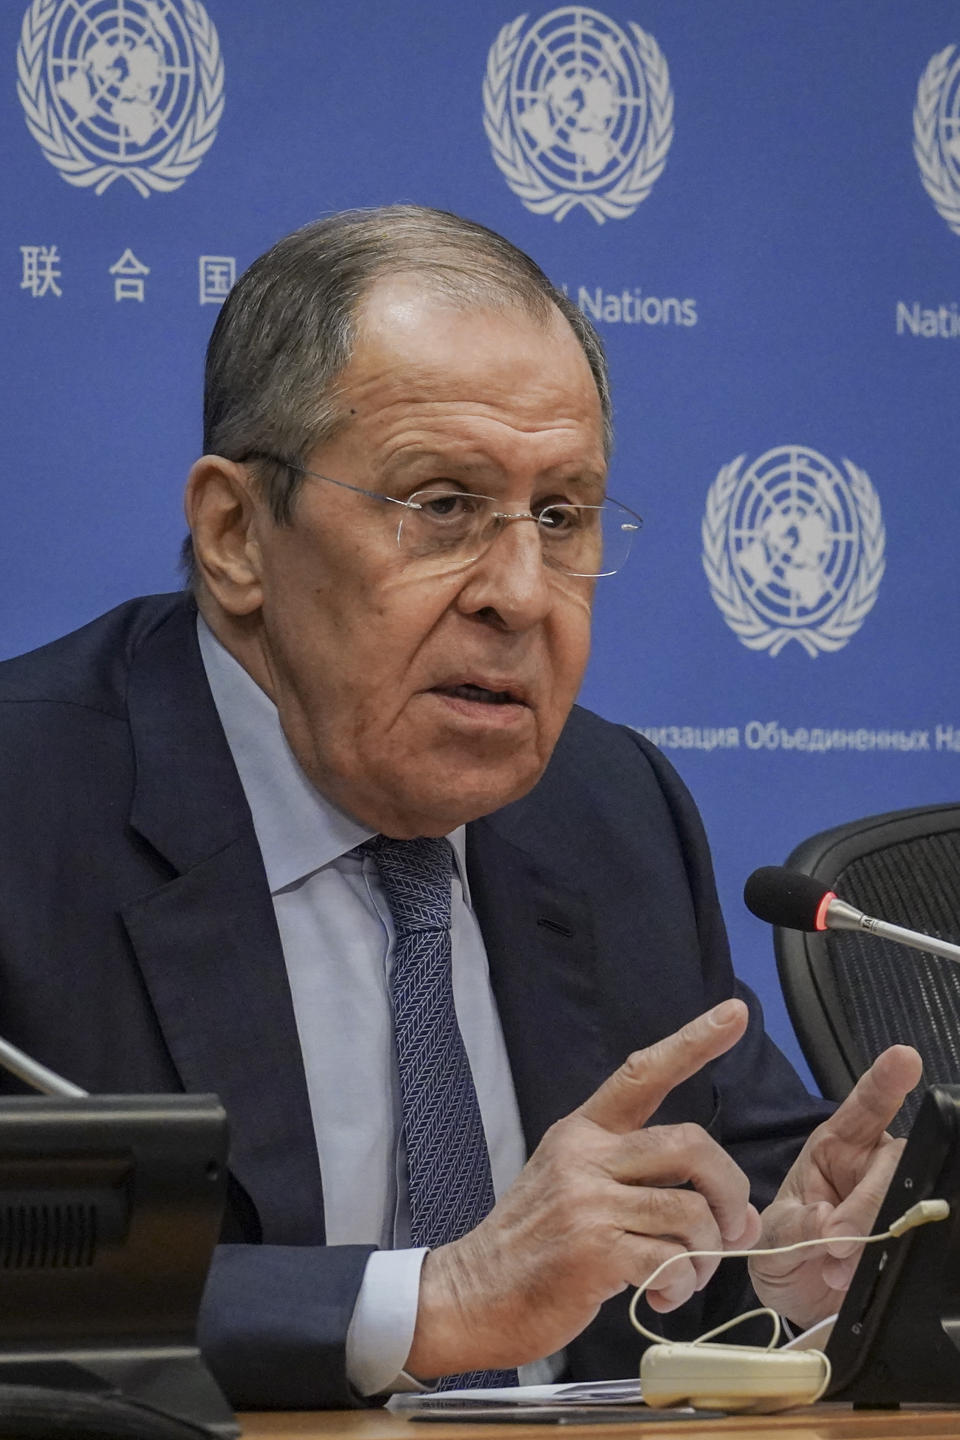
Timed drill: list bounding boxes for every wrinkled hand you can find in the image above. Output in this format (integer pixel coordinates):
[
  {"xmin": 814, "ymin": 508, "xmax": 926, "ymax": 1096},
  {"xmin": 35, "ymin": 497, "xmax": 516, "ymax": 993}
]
[
  {"xmin": 407, "ymin": 999, "xmax": 762, "ymax": 1379},
  {"xmin": 749, "ymin": 1045, "xmax": 923, "ymax": 1331}
]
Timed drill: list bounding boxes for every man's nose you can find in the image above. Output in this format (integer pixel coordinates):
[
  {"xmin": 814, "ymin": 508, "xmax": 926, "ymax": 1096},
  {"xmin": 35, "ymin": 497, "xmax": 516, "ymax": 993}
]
[{"xmin": 456, "ymin": 515, "xmax": 554, "ymax": 629}]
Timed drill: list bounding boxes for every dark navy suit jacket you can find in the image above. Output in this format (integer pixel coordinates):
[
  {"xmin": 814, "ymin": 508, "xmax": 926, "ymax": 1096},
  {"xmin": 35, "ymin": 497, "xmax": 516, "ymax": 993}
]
[{"xmin": 0, "ymin": 595, "xmax": 829, "ymax": 1408}]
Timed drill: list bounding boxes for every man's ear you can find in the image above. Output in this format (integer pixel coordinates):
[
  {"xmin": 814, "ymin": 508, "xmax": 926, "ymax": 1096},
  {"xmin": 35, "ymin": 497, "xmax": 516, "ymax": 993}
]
[{"xmin": 184, "ymin": 455, "xmax": 264, "ymax": 615}]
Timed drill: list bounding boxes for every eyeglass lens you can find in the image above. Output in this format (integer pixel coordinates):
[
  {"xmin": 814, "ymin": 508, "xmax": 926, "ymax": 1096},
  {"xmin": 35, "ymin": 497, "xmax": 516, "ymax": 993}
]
[{"xmin": 397, "ymin": 492, "xmax": 639, "ymax": 577}]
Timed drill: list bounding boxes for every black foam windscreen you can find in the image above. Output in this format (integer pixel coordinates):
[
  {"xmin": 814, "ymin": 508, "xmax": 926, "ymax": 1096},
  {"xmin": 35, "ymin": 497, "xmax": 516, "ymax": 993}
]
[{"xmin": 743, "ymin": 865, "xmax": 833, "ymax": 931}]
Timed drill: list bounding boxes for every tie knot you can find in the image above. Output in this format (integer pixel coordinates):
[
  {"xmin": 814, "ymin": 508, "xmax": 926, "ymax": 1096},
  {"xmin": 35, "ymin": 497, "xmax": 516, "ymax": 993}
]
[{"xmin": 358, "ymin": 835, "xmax": 453, "ymax": 934}]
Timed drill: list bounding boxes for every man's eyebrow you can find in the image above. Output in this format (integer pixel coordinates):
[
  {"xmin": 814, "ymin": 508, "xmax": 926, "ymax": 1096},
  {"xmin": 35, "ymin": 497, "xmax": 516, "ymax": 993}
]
[
  {"xmin": 554, "ymin": 470, "xmax": 607, "ymax": 495},
  {"xmin": 382, "ymin": 451, "xmax": 495, "ymax": 476},
  {"xmin": 383, "ymin": 452, "xmax": 606, "ymax": 484}
]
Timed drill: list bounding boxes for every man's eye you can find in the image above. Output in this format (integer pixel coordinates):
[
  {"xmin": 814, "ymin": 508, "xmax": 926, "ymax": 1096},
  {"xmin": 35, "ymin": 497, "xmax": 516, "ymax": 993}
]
[
  {"xmin": 537, "ymin": 504, "xmax": 581, "ymax": 533},
  {"xmin": 414, "ymin": 493, "xmax": 478, "ymax": 522}
]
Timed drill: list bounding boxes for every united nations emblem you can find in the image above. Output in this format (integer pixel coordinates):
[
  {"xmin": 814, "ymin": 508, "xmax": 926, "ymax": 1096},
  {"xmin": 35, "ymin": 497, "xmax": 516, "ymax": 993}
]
[
  {"xmin": 914, "ymin": 44, "xmax": 960, "ymax": 238},
  {"xmin": 701, "ymin": 447, "xmax": 886, "ymax": 658},
  {"xmin": 483, "ymin": 7, "xmax": 673, "ymax": 222},
  {"xmin": 17, "ymin": 0, "xmax": 224, "ymax": 197}
]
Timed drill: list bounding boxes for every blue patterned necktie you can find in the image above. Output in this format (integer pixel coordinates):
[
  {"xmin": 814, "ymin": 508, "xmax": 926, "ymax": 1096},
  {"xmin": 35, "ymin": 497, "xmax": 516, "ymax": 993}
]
[{"xmin": 360, "ymin": 834, "xmax": 517, "ymax": 1389}]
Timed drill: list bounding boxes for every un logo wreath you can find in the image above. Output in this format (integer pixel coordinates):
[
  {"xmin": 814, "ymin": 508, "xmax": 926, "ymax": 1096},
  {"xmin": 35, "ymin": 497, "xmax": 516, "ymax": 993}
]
[
  {"xmin": 913, "ymin": 44, "xmax": 960, "ymax": 239},
  {"xmin": 483, "ymin": 11, "xmax": 674, "ymax": 223},
  {"xmin": 17, "ymin": 0, "xmax": 224, "ymax": 197},
  {"xmin": 701, "ymin": 454, "xmax": 886, "ymax": 659}
]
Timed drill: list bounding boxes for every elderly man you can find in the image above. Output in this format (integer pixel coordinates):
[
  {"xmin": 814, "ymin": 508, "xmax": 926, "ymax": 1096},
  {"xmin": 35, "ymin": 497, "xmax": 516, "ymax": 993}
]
[{"xmin": 0, "ymin": 207, "xmax": 919, "ymax": 1409}]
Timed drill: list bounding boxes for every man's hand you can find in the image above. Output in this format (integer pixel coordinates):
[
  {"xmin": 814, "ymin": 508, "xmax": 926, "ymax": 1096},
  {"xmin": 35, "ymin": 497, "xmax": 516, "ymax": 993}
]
[
  {"xmin": 406, "ymin": 999, "xmax": 761, "ymax": 1379},
  {"xmin": 749, "ymin": 1045, "xmax": 923, "ymax": 1331}
]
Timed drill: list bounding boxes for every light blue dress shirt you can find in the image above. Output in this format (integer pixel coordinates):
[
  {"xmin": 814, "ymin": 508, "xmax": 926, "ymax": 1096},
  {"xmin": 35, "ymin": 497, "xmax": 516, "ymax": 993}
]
[{"xmin": 197, "ymin": 619, "xmax": 555, "ymax": 1394}]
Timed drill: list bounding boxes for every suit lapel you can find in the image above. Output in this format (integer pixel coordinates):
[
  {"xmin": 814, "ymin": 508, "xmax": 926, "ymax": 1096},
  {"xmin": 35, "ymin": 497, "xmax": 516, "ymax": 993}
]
[
  {"xmin": 467, "ymin": 816, "xmax": 609, "ymax": 1152},
  {"xmin": 120, "ymin": 604, "xmax": 324, "ymax": 1244}
]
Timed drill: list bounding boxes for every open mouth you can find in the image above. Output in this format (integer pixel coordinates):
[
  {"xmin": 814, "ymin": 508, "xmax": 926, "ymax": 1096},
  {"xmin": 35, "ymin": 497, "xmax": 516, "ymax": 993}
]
[{"xmin": 433, "ymin": 683, "xmax": 524, "ymax": 707}]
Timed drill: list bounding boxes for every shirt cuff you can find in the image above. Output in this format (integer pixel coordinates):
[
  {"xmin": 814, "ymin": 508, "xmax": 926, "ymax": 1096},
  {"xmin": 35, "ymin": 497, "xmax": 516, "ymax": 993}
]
[{"xmin": 346, "ymin": 1247, "xmax": 433, "ymax": 1397}]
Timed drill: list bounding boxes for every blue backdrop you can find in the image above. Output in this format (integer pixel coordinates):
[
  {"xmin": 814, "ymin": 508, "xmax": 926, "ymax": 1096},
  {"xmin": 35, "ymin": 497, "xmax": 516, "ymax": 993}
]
[{"xmin": 5, "ymin": 0, "xmax": 960, "ymax": 1084}]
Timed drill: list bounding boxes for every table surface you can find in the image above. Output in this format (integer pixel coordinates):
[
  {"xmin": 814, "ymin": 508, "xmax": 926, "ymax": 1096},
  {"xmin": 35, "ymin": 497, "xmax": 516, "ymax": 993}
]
[{"xmin": 237, "ymin": 1406, "xmax": 960, "ymax": 1440}]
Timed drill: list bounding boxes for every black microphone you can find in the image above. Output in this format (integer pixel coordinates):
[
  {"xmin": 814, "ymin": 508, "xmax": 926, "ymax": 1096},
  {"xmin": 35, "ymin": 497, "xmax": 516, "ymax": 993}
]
[{"xmin": 744, "ymin": 864, "xmax": 960, "ymax": 966}]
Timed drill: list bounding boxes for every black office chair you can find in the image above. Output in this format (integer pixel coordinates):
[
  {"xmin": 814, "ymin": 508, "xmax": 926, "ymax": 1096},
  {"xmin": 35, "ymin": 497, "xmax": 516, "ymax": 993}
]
[{"xmin": 775, "ymin": 802, "xmax": 960, "ymax": 1134}]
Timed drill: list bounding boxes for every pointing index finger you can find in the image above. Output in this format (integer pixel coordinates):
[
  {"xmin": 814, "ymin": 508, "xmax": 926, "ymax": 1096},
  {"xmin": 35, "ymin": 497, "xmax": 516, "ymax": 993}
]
[
  {"xmin": 578, "ymin": 1000, "xmax": 749, "ymax": 1135},
  {"xmin": 821, "ymin": 1045, "xmax": 923, "ymax": 1148}
]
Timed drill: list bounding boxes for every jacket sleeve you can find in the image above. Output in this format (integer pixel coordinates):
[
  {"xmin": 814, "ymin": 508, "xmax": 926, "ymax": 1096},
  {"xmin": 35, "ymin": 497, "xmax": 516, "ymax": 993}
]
[
  {"xmin": 198, "ymin": 1242, "xmax": 377, "ymax": 1409},
  {"xmin": 627, "ymin": 727, "xmax": 833, "ymax": 1208},
  {"xmin": 617, "ymin": 729, "xmax": 834, "ymax": 1343}
]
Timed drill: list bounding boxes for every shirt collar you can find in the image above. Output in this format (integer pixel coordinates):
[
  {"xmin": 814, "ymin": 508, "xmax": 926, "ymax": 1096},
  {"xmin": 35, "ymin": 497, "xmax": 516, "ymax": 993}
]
[{"xmin": 197, "ymin": 616, "xmax": 470, "ymax": 897}]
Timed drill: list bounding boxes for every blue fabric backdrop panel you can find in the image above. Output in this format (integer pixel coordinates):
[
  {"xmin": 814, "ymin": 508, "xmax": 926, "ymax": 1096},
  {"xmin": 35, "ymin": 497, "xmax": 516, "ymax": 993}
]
[{"xmin": 4, "ymin": 0, "xmax": 959, "ymax": 1082}]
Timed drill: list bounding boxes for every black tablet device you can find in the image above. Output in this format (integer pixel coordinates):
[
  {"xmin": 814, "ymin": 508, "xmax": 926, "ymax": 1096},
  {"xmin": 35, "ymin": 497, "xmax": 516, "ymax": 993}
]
[{"xmin": 826, "ymin": 1083, "xmax": 960, "ymax": 1405}]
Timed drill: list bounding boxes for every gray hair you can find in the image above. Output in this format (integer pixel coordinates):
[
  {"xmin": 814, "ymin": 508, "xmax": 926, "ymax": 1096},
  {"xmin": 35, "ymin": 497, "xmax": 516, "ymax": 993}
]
[{"xmin": 184, "ymin": 204, "xmax": 612, "ymax": 576}]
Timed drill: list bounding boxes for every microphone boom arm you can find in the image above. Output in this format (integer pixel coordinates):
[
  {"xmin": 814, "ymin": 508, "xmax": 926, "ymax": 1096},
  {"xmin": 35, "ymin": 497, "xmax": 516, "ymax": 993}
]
[{"xmin": 826, "ymin": 898, "xmax": 960, "ymax": 966}]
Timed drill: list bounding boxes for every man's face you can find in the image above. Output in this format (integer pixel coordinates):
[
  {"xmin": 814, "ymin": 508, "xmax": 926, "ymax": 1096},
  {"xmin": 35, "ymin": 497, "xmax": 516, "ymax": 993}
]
[{"xmin": 243, "ymin": 276, "xmax": 605, "ymax": 837}]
